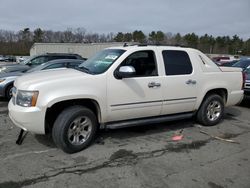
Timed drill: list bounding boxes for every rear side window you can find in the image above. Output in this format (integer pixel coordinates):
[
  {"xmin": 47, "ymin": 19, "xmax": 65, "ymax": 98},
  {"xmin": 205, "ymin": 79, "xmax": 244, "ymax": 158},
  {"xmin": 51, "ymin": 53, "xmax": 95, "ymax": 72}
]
[{"xmin": 162, "ymin": 50, "xmax": 193, "ymax": 75}]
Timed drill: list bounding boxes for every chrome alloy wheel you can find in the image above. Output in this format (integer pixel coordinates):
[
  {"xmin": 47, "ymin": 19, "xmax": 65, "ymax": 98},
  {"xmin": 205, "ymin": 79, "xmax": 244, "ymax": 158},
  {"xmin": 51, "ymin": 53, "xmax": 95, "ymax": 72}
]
[
  {"xmin": 206, "ymin": 101, "xmax": 222, "ymax": 121},
  {"xmin": 9, "ymin": 87, "xmax": 14, "ymax": 98},
  {"xmin": 67, "ymin": 116, "xmax": 92, "ymax": 145}
]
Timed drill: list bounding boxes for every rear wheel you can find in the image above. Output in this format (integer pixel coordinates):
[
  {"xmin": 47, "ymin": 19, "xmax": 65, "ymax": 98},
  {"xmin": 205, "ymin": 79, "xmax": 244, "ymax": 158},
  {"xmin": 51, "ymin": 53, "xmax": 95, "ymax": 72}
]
[
  {"xmin": 197, "ymin": 94, "xmax": 224, "ymax": 126},
  {"xmin": 52, "ymin": 106, "xmax": 98, "ymax": 153}
]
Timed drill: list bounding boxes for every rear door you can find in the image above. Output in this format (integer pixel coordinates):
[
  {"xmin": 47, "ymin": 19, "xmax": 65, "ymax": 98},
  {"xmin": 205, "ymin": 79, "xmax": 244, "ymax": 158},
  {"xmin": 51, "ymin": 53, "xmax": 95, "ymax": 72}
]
[{"xmin": 160, "ymin": 50, "xmax": 198, "ymax": 115}]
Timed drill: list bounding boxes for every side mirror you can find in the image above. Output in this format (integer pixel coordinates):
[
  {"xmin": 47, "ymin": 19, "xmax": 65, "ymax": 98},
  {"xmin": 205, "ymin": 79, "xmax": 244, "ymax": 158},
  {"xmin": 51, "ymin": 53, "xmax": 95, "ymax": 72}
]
[{"xmin": 115, "ymin": 66, "xmax": 136, "ymax": 79}]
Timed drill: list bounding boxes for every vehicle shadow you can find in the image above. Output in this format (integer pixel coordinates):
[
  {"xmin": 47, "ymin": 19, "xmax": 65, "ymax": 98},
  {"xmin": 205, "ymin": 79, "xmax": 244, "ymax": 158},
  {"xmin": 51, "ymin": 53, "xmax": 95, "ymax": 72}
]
[
  {"xmin": 0, "ymin": 97, "xmax": 8, "ymax": 102},
  {"xmin": 33, "ymin": 108, "xmax": 244, "ymax": 149},
  {"xmin": 95, "ymin": 119, "xmax": 195, "ymax": 144},
  {"xmin": 35, "ymin": 134, "xmax": 56, "ymax": 148},
  {"xmin": 34, "ymin": 119, "xmax": 196, "ymax": 149}
]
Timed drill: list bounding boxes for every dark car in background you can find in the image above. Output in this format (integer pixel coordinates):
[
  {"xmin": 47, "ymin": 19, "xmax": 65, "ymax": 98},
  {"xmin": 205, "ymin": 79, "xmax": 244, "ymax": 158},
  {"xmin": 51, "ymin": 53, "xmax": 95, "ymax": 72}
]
[
  {"xmin": 0, "ymin": 55, "xmax": 16, "ymax": 62},
  {"xmin": 0, "ymin": 53, "xmax": 84, "ymax": 74},
  {"xmin": 232, "ymin": 58, "xmax": 250, "ymax": 71},
  {"xmin": 216, "ymin": 60, "xmax": 239, "ymax": 67},
  {"xmin": 243, "ymin": 67, "xmax": 250, "ymax": 97},
  {"xmin": 0, "ymin": 59, "xmax": 85, "ymax": 100}
]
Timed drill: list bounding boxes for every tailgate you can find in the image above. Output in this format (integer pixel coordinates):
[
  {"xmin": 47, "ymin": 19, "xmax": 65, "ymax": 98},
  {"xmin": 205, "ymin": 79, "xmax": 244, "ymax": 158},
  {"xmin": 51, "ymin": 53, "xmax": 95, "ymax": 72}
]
[{"xmin": 219, "ymin": 67, "xmax": 242, "ymax": 72}]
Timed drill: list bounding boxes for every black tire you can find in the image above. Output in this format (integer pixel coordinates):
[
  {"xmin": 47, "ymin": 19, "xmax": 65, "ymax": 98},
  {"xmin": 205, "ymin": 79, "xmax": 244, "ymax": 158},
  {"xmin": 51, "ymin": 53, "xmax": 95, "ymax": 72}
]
[
  {"xmin": 5, "ymin": 84, "xmax": 14, "ymax": 100},
  {"xmin": 197, "ymin": 94, "xmax": 224, "ymax": 126},
  {"xmin": 52, "ymin": 106, "xmax": 98, "ymax": 153}
]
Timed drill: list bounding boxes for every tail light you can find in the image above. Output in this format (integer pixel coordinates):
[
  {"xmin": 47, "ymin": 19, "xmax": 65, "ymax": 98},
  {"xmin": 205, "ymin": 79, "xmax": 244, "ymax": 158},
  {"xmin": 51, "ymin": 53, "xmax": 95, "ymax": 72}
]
[{"xmin": 242, "ymin": 71, "xmax": 247, "ymax": 89}]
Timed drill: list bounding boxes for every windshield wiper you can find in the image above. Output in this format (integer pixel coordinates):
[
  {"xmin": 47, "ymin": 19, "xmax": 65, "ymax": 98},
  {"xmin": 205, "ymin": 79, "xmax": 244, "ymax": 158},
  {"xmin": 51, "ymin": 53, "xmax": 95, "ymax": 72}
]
[{"xmin": 75, "ymin": 65, "xmax": 92, "ymax": 74}]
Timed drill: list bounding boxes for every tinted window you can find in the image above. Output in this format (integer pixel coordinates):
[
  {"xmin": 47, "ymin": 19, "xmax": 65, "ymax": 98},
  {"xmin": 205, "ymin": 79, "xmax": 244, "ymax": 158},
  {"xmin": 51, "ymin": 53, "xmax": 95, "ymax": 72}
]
[
  {"xmin": 43, "ymin": 63, "xmax": 65, "ymax": 70},
  {"xmin": 30, "ymin": 56, "xmax": 49, "ymax": 65},
  {"xmin": 67, "ymin": 62, "xmax": 82, "ymax": 68},
  {"xmin": 49, "ymin": 56, "xmax": 78, "ymax": 61},
  {"xmin": 233, "ymin": 60, "xmax": 250, "ymax": 69},
  {"xmin": 245, "ymin": 68, "xmax": 250, "ymax": 74},
  {"xmin": 65, "ymin": 56, "xmax": 77, "ymax": 59},
  {"xmin": 162, "ymin": 50, "xmax": 192, "ymax": 75},
  {"xmin": 119, "ymin": 50, "xmax": 157, "ymax": 77}
]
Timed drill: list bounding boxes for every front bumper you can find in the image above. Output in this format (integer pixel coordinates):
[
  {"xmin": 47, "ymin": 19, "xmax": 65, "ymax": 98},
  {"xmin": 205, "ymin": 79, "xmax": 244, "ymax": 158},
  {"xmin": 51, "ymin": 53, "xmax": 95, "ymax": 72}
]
[
  {"xmin": 8, "ymin": 100, "xmax": 46, "ymax": 134},
  {"xmin": 226, "ymin": 90, "xmax": 244, "ymax": 106}
]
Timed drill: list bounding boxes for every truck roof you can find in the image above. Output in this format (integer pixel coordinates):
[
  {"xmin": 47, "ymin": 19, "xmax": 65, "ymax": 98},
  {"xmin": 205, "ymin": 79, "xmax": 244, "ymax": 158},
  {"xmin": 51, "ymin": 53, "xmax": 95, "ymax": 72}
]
[{"xmin": 107, "ymin": 44, "xmax": 193, "ymax": 51}]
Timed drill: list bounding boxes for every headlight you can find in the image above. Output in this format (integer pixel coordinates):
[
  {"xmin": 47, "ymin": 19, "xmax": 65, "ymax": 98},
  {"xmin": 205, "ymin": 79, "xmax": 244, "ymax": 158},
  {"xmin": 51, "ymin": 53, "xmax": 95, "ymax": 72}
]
[
  {"xmin": 16, "ymin": 90, "xmax": 39, "ymax": 107},
  {"xmin": 0, "ymin": 79, "xmax": 5, "ymax": 83}
]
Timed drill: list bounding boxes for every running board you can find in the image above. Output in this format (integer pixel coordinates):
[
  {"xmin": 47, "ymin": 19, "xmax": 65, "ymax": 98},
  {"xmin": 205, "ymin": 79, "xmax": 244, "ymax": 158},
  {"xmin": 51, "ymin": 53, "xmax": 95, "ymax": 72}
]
[{"xmin": 105, "ymin": 112, "xmax": 194, "ymax": 129}]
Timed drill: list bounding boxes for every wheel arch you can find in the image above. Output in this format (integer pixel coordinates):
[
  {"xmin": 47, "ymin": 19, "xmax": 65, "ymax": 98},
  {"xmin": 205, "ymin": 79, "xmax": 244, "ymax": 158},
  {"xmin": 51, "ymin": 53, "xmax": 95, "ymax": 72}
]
[
  {"xmin": 199, "ymin": 88, "xmax": 228, "ymax": 108},
  {"xmin": 45, "ymin": 98, "xmax": 101, "ymax": 134},
  {"xmin": 4, "ymin": 81, "xmax": 14, "ymax": 98}
]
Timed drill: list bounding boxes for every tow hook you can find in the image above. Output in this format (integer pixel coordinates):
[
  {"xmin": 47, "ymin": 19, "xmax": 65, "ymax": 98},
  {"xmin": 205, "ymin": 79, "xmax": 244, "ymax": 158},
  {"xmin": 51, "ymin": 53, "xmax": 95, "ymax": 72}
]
[{"xmin": 16, "ymin": 129, "xmax": 28, "ymax": 145}]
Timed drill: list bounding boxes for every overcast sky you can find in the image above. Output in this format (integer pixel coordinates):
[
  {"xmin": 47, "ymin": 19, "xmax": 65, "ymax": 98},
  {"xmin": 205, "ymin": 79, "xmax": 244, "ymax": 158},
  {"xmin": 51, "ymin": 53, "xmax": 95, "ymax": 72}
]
[{"xmin": 0, "ymin": 0, "xmax": 249, "ymax": 39}]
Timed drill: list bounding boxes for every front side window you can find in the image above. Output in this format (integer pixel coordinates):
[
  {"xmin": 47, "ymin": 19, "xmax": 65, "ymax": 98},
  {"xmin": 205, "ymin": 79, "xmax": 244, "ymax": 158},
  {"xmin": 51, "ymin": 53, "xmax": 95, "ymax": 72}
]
[
  {"xmin": 118, "ymin": 50, "xmax": 157, "ymax": 77},
  {"xmin": 78, "ymin": 49, "xmax": 125, "ymax": 74},
  {"xmin": 162, "ymin": 50, "xmax": 193, "ymax": 75}
]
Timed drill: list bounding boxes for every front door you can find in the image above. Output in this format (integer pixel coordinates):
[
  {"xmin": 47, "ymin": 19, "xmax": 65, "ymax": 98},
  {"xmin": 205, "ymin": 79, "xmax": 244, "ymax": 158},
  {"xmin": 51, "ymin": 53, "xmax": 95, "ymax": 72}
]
[{"xmin": 107, "ymin": 50, "xmax": 163, "ymax": 122}]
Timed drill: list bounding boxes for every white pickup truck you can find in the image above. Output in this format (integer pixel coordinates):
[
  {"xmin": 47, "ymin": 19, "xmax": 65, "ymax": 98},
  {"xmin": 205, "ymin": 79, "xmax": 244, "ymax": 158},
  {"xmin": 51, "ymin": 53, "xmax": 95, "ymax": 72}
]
[{"xmin": 8, "ymin": 45, "xmax": 244, "ymax": 153}]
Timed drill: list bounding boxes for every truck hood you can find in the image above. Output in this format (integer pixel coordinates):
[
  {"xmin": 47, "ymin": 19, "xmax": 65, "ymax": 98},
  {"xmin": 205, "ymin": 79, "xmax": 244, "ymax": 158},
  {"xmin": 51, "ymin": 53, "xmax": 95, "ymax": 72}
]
[{"xmin": 15, "ymin": 68, "xmax": 88, "ymax": 89}]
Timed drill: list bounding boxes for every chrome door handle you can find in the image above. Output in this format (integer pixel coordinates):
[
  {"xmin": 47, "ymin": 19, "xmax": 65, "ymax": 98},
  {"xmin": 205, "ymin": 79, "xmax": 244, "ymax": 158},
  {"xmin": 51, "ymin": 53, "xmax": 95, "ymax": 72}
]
[
  {"xmin": 186, "ymin": 79, "xmax": 196, "ymax": 85},
  {"xmin": 148, "ymin": 82, "xmax": 161, "ymax": 88}
]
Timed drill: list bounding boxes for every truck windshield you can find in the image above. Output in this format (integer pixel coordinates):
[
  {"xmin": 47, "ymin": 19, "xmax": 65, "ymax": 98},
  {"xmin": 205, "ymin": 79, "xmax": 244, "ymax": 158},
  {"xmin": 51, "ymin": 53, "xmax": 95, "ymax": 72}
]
[{"xmin": 78, "ymin": 49, "xmax": 125, "ymax": 74}]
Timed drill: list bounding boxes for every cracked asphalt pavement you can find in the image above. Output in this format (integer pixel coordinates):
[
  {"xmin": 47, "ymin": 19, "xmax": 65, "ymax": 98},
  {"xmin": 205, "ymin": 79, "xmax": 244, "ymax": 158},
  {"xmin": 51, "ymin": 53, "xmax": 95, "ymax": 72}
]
[{"xmin": 0, "ymin": 97, "xmax": 250, "ymax": 188}]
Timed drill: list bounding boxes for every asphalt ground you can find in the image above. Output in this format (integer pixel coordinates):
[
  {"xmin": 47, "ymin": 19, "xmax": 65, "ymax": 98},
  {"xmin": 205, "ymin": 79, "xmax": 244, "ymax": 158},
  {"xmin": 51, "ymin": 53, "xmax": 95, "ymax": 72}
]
[{"xmin": 0, "ymin": 97, "xmax": 250, "ymax": 188}]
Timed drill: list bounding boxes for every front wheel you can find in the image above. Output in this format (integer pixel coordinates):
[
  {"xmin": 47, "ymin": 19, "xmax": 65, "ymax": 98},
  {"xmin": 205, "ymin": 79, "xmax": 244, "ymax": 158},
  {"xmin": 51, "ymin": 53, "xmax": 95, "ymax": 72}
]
[
  {"xmin": 52, "ymin": 106, "xmax": 98, "ymax": 153},
  {"xmin": 5, "ymin": 84, "xmax": 14, "ymax": 100},
  {"xmin": 197, "ymin": 94, "xmax": 224, "ymax": 126}
]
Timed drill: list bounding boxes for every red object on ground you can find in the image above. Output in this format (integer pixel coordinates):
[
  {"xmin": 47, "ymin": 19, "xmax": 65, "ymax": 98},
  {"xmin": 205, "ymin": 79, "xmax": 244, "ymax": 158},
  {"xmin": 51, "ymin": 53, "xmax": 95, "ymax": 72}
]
[{"xmin": 172, "ymin": 135, "xmax": 184, "ymax": 141}]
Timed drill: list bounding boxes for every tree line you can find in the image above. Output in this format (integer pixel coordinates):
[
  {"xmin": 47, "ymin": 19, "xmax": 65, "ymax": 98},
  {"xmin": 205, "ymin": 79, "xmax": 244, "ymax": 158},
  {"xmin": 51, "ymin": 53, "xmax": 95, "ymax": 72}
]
[{"xmin": 0, "ymin": 28, "xmax": 249, "ymax": 56}]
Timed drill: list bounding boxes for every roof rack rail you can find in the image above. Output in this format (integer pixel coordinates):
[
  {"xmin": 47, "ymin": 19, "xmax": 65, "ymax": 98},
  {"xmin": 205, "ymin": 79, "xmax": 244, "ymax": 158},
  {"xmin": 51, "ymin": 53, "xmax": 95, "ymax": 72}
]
[{"xmin": 123, "ymin": 43, "xmax": 189, "ymax": 48}]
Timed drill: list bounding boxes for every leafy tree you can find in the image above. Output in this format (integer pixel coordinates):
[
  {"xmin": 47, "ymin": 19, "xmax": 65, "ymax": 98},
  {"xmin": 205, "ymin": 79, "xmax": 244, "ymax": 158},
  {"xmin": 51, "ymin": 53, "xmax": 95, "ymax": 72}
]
[
  {"xmin": 132, "ymin": 30, "xmax": 146, "ymax": 43},
  {"xmin": 149, "ymin": 31, "xmax": 164, "ymax": 44},
  {"xmin": 242, "ymin": 38, "xmax": 250, "ymax": 55},
  {"xmin": 124, "ymin": 33, "xmax": 133, "ymax": 42},
  {"xmin": 184, "ymin": 33, "xmax": 199, "ymax": 48},
  {"xmin": 114, "ymin": 32, "xmax": 124, "ymax": 42},
  {"xmin": 229, "ymin": 35, "xmax": 244, "ymax": 54},
  {"xmin": 33, "ymin": 28, "xmax": 44, "ymax": 42},
  {"xmin": 174, "ymin": 33, "xmax": 182, "ymax": 45}
]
